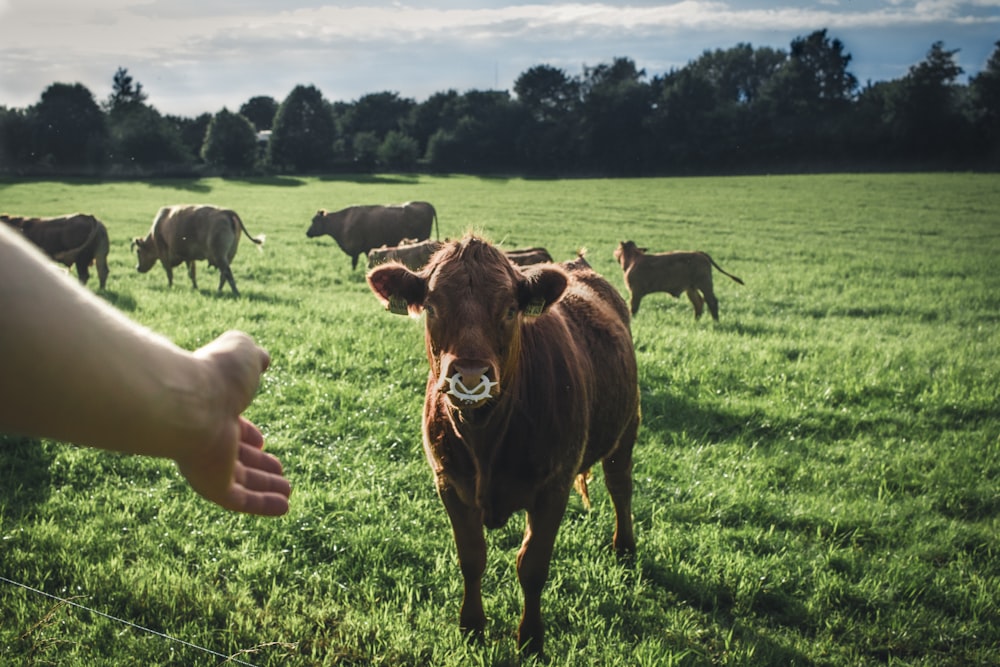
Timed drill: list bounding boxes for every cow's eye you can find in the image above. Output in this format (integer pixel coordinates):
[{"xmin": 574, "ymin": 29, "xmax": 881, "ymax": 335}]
[
  {"xmin": 424, "ymin": 303, "xmax": 436, "ymax": 317},
  {"xmin": 506, "ymin": 306, "xmax": 517, "ymax": 320}
]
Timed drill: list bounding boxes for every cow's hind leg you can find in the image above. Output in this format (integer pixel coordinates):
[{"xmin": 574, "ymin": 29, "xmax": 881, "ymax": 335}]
[
  {"xmin": 686, "ymin": 288, "xmax": 704, "ymax": 320},
  {"xmin": 218, "ymin": 262, "xmax": 240, "ymax": 296},
  {"xmin": 96, "ymin": 255, "xmax": 109, "ymax": 289},
  {"xmin": 703, "ymin": 288, "xmax": 720, "ymax": 321},
  {"xmin": 517, "ymin": 490, "xmax": 570, "ymax": 655},
  {"xmin": 603, "ymin": 414, "xmax": 638, "ymax": 555},
  {"xmin": 438, "ymin": 485, "xmax": 487, "ymax": 640},
  {"xmin": 187, "ymin": 261, "xmax": 198, "ymax": 290}
]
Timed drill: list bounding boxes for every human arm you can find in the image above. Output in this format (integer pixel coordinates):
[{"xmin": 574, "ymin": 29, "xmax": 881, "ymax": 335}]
[{"xmin": 0, "ymin": 224, "xmax": 291, "ymax": 516}]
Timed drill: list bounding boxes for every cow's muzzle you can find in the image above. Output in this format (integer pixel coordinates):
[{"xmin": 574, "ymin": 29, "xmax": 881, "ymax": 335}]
[{"xmin": 441, "ymin": 362, "xmax": 498, "ymax": 408}]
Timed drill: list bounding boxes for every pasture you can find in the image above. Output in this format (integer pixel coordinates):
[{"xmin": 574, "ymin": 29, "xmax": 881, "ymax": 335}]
[{"xmin": 1, "ymin": 173, "xmax": 998, "ymax": 666}]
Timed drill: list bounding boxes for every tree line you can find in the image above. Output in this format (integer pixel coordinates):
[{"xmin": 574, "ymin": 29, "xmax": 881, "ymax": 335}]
[{"xmin": 2, "ymin": 31, "xmax": 998, "ymax": 177}]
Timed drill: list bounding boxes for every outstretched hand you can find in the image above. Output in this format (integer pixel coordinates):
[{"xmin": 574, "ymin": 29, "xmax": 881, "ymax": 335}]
[{"xmin": 175, "ymin": 332, "xmax": 292, "ymax": 516}]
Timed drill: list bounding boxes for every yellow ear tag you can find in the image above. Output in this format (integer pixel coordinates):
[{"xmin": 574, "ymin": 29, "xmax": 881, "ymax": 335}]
[
  {"xmin": 525, "ymin": 298, "xmax": 545, "ymax": 317},
  {"xmin": 388, "ymin": 296, "xmax": 409, "ymax": 315}
]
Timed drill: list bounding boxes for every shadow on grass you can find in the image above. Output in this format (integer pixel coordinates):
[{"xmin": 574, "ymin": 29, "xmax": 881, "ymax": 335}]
[
  {"xmin": 636, "ymin": 558, "xmax": 814, "ymax": 663},
  {"xmin": 97, "ymin": 290, "xmax": 139, "ymax": 313},
  {"xmin": 0, "ymin": 436, "xmax": 54, "ymax": 522},
  {"xmin": 317, "ymin": 174, "xmax": 423, "ymax": 185},
  {"xmin": 144, "ymin": 178, "xmax": 213, "ymax": 193}
]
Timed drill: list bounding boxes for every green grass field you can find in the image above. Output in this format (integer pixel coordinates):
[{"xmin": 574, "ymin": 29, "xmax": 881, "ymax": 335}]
[{"xmin": 1, "ymin": 173, "xmax": 998, "ymax": 666}]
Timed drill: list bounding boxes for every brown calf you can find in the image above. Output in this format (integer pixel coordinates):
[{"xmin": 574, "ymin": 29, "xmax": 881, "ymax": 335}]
[
  {"xmin": 614, "ymin": 240, "xmax": 744, "ymax": 319},
  {"xmin": 367, "ymin": 235, "xmax": 640, "ymax": 655}
]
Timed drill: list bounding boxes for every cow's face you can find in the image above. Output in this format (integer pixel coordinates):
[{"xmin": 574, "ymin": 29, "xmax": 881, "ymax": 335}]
[
  {"xmin": 614, "ymin": 240, "xmax": 645, "ymax": 268},
  {"xmin": 306, "ymin": 210, "xmax": 335, "ymax": 238},
  {"xmin": 132, "ymin": 237, "xmax": 157, "ymax": 272},
  {"xmin": 367, "ymin": 237, "xmax": 567, "ymax": 410}
]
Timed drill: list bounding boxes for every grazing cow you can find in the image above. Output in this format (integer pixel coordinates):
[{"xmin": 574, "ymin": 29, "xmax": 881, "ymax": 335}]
[
  {"xmin": 307, "ymin": 201, "xmax": 438, "ymax": 270},
  {"xmin": 504, "ymin": 246, "xmax": 553, "ymax": 267},
  {"xmin": 367, "ymin": 238, "xmax": 444, "ymax": 271},
  {"xmin": 614, "ymin": 240, "xmax": 744, "ymax": 319},
  {"xmin": 1, "ymin": 213, "xmax": 110, "ymax": 288},
  {"xmin": 367, "ymin": 235, "xmax": 640, "ymax": 655},
  {"xmin": 132, "ymin": 204, "xmax": 263, "ymax": 296}
]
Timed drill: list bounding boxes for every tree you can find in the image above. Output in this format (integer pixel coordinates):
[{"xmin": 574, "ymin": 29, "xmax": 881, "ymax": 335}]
[
  {"xmin": 0, "ymin": 107, "xmax": 33, "ymax": 170},
  {"xmin": 239, "ymin": 96, "xmax": 279, "ymax": 131},
  {"xmin": 513, "ymin": 65, "xmax": 582, "ymax": 172},
  {"xmin": 351, "ymin": 131, "xmax": 380, "ymax": 170},
  {"xmin": 107, "ymin": 103, "xmax": 194, "ymax": 171},
  {"xmin": 424, "ymin": 90, "xmax": 524, "ymax": 172},
  {"xmin": 884, "ymin": 41, "xmax": 968, "ymax": 159},
  {"xmin": 756, "ymin": 30, "xmax": 858, "ymax": 161},
  {"xmin": 340, "ymin": 91, "xmax": 415, "ymax": 139},
  {"xmin": 168, "ymin": 113, "xmax": 212, "ymax": 162},
  {"xmin": 30, "ymin": 83, "xmax": 107, "ymax": 170},
  {"xmin": 579, "ymin": 57, "xmax": 654, "ymax": 173},
  {"xmin": 514, "ymin": 65, "xmax": 580, "ymax": 123},
  {"xmin": 268, "ymin": 85, "xmax": 336, "ymax": 172},
  {"xmin": 201, "ymin": 108, "xmax": 258, "ymax": 172},
  {"xmin": 377, "ymin": 131, "xmax": 419, "ymax": 170},
  {"xmin": 969, "ymin": 41, "xmax": 1000, "ymax": 164},
  {"xmin": 106, "ymin": 67, "xmax": 148, "ymax": 113}
]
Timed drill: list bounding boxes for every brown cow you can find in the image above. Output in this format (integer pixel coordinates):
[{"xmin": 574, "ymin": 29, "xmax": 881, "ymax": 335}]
[
  {"xmin": 307, "ymin": 201, "xmax": 438, "ymax": 270},
  {"xmin": 367, "ymin": 238, "xmax": 444, "ymax": 270},
  {"xmin": 614, "ymin": 240, "xmax": 744, "ymax": 319},
  {"xmin": 1, "ymin": 213, "xmax": 110, "ymax": 288},
  {"xmin": 132, "ymin": 205, "xmax": 263, "ymax": 296},
  {"xmin": 504, "ymin": 246, "xmax": 553, "ymax": 266},
  {"xmin": 367, "ymin": 234, "xmax": 640, "ymax": 655}
]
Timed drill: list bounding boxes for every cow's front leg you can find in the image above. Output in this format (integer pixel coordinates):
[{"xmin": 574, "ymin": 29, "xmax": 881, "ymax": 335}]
[
  {"xmin": 187, "ymin": 260, "xmax": 198, "ymax": 289},
  {"xmin": 438, "ymin": 483, "xmax": 487, "ymax": 639},
  {"xmin": 517, "ymin": 490, "xmax": 570, "ymax": 655}
]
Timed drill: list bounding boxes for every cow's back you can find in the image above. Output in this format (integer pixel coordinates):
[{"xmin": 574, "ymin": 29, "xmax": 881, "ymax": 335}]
[
  {"xmin": 351, "ymin": 204, "xmax": 432, "ymax": 250},
  {"xmin": 553, "ymin": 270, "xmax": 638, "ymax": 469},
  {"xmin": 11, "ymin": 214, "xmax": 103, "ymax": 264}
]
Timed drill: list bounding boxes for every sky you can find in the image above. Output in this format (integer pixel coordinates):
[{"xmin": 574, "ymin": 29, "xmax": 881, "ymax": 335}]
[{"xmin": 1, "ymin": 1, "xmax": 997, "ymax": 118}]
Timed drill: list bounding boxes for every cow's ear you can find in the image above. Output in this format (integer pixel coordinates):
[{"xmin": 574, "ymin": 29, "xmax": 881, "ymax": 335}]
[
  {"xmin": 367, "ymin": 263, "xmax": 427, "ymax": 317},
  {"xmin": 518, "ymin": 266, "xmax": 568, "ymax": 317}
]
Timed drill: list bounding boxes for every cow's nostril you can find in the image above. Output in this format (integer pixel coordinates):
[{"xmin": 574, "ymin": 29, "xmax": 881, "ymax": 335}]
[{"xmin": 455, "ymin": 364, "xmax": 489, "ymax": 390}]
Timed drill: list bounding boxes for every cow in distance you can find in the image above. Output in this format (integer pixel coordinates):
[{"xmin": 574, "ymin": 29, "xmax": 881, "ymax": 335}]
[
  {"xmin": 1, "ymin": 213, "xmax": 110, "ymax": 289},
  {"xmin": 614, "ymin": 240, "xmax": 744, "ymax": 319},
  {"xmin": 504, "ymin": 246, "xmax": 553, "ymax": 267},
  {"xmin": 367, "ymin": 238, "xmax": 444, "ymax": 271},
  {"xmin": 132, "ymin": 204, "xmax": 263, "ymax": 296},
  {"xmin": 307, "ymin": 201, "xmax": 438, "ymax": 270},
  {"xmin": 367, "ymin": 234, "xmax": 640, "ymax": 655}
]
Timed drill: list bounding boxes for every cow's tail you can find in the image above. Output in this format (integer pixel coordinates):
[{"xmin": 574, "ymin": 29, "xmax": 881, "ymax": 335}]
[
  {"xmin": 703, "ymin": 253, "xmax": 744, "ymax": 285},
  {"xmin": 234, "ymin": 212, "xmax": 266, "ymax": 248},
  {"xmin": 574, "ymin": 471, "xmax": 592, "ymax": 511},
  {"xmin": 433, "ymin": 207, "xmax": 440, "ymax": 241}
]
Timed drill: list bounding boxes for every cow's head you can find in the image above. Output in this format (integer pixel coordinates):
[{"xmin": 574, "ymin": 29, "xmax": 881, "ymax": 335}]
[
  {"xmin": 367, "ymin": 236, "xmax": 568, "ymax": 410},
  {"xmin": 132, "ymin": 236, "xmax": 158, "ymax": 273},
  {"xmin": 614, "ymin": 240, "xmax": 647, "ymax": 268},
  {"xmin": 306, "ymin": 209, "xmax": 337, "ymax": 238}
]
